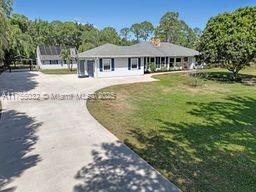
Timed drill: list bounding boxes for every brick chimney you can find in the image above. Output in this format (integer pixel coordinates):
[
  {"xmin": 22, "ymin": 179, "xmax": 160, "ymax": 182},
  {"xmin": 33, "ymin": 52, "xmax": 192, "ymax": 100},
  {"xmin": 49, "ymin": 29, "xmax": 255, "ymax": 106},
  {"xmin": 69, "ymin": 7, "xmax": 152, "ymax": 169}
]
[{"xmin": 150, "ymin": 38, "xmax": 161, "ymax": 47}]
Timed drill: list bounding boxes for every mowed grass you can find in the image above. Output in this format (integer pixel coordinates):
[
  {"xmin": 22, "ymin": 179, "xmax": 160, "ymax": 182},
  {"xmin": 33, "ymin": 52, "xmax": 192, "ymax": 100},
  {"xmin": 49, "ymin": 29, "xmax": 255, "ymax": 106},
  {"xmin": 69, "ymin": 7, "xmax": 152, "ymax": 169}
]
[
  {"xmin": 40, "ymin": 68, "xmax": 77, "ymax": 74},
  {"xmin": 87, "ymin": 68, "xmax": 256, "ymax": 192}
]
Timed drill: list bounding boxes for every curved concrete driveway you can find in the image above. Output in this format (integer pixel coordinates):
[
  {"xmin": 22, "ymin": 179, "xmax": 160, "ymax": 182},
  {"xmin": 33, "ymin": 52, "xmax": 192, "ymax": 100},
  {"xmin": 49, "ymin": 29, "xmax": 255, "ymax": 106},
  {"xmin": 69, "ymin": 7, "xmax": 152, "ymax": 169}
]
[{"xmin": 0, "ymin": 71, "xmax": 180, "ymax": 192}]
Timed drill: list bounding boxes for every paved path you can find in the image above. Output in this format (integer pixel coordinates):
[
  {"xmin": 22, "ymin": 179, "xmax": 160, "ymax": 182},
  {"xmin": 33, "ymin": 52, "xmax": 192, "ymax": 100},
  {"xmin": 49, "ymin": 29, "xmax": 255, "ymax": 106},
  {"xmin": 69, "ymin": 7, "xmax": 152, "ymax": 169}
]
[{"xmin": 0, "ymin": 71, "xmax": 180, "ymax": 192}]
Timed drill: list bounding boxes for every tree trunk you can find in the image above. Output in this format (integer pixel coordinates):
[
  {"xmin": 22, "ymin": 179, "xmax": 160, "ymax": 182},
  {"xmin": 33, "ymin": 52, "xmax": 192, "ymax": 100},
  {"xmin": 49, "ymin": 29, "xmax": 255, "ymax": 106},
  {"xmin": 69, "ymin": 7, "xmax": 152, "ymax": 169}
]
[
  {"xmin": 231, "ymin": 69, "xmax": 239, "ymax": 80},
  {"xmin": 70, "ymin": 60, "xmax": 73, "ymax": 71}
]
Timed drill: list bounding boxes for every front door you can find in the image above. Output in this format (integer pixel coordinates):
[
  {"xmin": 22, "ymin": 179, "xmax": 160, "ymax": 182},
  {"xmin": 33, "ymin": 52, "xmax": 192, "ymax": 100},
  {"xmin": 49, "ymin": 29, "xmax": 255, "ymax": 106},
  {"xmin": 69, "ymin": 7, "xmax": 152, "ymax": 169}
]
[
  {"xmin": 78, "ymin": 60, "xmax": 86, "ymax": 77},
  {"xmin": 87, "ymin": 60, "xmax": 94, "ymax": 77}
]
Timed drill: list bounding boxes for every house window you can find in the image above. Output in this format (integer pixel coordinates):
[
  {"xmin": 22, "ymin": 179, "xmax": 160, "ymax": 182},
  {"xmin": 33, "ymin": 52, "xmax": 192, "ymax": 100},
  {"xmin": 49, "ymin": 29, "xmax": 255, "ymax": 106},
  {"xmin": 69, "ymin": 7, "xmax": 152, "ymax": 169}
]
[
  {"xmin": 156, "ymin": 57, "xmax": 161, "ymax": 68},
  {"xmin": 169, "ymin": 58, "xmax": 174, "ymax": 68},
  {"xmin": 50, "ymin": 60, "xmax": 58, "ymax": 64},
  {"xmin": 176, "ymin": 58, "xmax": 181, "ymax": 63},
  {"xmin": 42, "ymin": 60, "xmax": 49, "ymax": 64},
  {"xmin": 103, "ymin": 59, "xmax": 111, "ymax": 71},
  {"xmin": 161, "ymin": 57, "xmax": 165, "ymax": 64},
  {"xmin": 184, "ymin": 57, "xmax": 188, "ymax": 62},
  {"xmin": 131, "ymin": 58, "xmax": 138, "ymax": 69},
  {"xmin": 176, "ymin": 58, "xmax": 181, "ymax": 67}
]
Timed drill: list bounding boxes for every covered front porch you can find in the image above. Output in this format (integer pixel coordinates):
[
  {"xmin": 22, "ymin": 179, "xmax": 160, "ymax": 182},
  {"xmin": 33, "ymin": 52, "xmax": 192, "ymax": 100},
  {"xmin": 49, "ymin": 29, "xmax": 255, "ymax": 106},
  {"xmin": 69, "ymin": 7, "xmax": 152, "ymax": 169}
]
[{"xmin": 144, "ymin": 56, "xmax": 195, "ymax": 71}]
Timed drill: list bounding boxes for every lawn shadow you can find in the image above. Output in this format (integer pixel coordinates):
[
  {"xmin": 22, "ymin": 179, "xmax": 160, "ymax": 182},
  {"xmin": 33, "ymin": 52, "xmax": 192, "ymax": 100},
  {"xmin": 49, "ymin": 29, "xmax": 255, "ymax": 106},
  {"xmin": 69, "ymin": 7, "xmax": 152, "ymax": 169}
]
[
  {"xmin": 73, "ymin": 141, "xmax": 179, "ymax": 192},
  {"xmin": 197, "ymin": 71, "xmax": 256, "ymax": 86},
  {"xmin": 0, "ymin": 110, "xmax": 42, "ymax": 192},
  {"xmin": 128, "ymin": 96, "xmax": 256, "ymax": 191}
]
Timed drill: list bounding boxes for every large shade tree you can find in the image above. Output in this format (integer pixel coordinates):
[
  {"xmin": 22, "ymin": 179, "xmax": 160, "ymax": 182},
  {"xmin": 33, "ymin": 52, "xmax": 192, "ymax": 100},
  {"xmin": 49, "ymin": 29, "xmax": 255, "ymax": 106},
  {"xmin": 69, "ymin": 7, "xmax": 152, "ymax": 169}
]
[
  {"xmin": 52, "ymin": 21, "xmax": 82, "ymax": 48},
  {"xmin": 5, "ymin": 21, "xmax": 34, "ymax": 65},
  {"xmin": 130, "ymin": 23, "xmax": 141, "ymax": 42},
  {"xmin": 120, "ymin": 27, "xmax": 130, "ymax": 40},
  {"xmin": 139, "ymin": 21, "xmax": 154, "ymax": 41},
  {"xmin": 79, "ymin": 27, "xmax": 123, "ymax": 52},
  {"xmin": 198, "ymin": 6, "xmax": 256, "ymax": 79},
  {"xmin": 101, "ymin": 27, "xmax": 121, "ymax": 44},
  {"xmin": 155, "ymin": 11, "xmax": 200, "ymax": 48},
  {"xmin": 156, "ymin": 12, "xmax": 180, "ymax": 43},
  {"xmin": 129, "ymin": 21, "xmax": 154, "ymax": 42}
]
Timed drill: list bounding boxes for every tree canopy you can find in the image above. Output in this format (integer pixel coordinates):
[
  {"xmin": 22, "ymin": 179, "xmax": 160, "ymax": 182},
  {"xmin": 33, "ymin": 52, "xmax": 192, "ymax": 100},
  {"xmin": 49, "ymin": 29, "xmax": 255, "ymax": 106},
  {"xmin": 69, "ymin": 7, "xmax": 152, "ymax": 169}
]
[
  {"xmin": 0, "ymin": 0, "xmax": 12, "ymax": 62},
  {"xmin": 155, "ymin": 11, "xmax": 201, "ymax": 48},
  {"xmin": 198, "ymin": 6, "xmax": 256, "ymax": 79},
  {"xmin": 129, "ymin": 21, "xmax": 155, "ymax": 42},
  {"xmin": 1, "ymin": 4, "xmax": 202, "ymax": 66},
  {"xmin": 79, "ymin": 27, "xmax": 124, "ymax": 52},
  {"xmin": 120, "ymin": 27, "xmax": 130, "ymax": 40}
]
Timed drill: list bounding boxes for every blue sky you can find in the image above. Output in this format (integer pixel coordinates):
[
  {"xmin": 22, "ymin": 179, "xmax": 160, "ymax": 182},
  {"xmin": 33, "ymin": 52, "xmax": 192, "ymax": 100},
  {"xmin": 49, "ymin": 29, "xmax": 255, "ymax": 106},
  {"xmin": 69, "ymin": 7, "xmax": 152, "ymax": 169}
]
[{"xmin": 13, "ymin": 0, "xmax": 255, "ymax": 31}]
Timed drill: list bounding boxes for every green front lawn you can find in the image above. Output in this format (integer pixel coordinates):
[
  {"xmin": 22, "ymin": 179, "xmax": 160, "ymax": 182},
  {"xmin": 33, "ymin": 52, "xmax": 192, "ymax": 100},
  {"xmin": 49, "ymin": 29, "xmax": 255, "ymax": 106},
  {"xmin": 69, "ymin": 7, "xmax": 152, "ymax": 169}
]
[
  {"xmin": 40, "ymin": 68, "xmax": 77, "ymax": 74},
  {"xmin": 87, "ymin": 68, "xmax": 256, "ymax": 192}
]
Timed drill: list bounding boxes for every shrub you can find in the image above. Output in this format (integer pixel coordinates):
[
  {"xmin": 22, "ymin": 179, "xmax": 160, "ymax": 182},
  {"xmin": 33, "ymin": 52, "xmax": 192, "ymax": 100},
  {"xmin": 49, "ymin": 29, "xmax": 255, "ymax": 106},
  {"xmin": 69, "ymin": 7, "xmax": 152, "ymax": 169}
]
[
  {"xmin": 148, "ymin": 62, "xmax": 156, "ymax": 72},
  {"xmin": 186, "ymin": 72, "xmax": 204, "ymax": 87}
]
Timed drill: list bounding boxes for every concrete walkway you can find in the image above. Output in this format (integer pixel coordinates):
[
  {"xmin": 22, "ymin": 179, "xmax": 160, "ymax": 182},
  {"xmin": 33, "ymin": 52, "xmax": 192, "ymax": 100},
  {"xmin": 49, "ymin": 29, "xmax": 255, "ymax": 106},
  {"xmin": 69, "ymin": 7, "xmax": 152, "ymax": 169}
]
[{"xmin": 0, "ymin": 71, "xmax": 180, "ymax": 192}]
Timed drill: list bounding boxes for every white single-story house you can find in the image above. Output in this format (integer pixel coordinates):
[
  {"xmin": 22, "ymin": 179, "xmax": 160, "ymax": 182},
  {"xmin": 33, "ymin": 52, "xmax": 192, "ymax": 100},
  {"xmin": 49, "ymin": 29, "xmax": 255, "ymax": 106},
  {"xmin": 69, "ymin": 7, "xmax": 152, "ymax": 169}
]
[
  {"xmin": 36, "ymin": 45, "xmax": 77, "ymax": 69},
  {"xmin": 78, "ymin": 40, "xmax": 200, "ymax": 78}
]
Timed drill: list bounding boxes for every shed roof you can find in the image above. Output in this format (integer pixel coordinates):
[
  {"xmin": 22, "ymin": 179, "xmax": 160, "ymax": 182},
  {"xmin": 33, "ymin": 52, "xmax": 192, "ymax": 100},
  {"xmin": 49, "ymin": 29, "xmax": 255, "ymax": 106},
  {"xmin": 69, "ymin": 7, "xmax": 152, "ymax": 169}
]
[
  {"xmin": 39, "ymin": 45, "xmax": 61, "ymax": 56},
  {"xmin": 78, "ymin": 42, "xmax": 199, "ymax": 58},
  {"xmin": 38, "ymin": 45, "xmax": 62, "ymax": 60}
]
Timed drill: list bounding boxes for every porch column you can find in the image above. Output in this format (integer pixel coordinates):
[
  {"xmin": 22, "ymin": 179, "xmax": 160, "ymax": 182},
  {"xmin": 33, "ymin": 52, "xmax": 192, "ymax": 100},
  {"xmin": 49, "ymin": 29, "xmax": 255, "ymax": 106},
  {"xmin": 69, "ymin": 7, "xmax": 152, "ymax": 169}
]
[
  {"xmin": 181, "ymin": 57, "xmax": 184, "ymax": 70},
  {"xmin": 166, "ymin": 57, "xmax": 169, "ymax": 69},
  {"xmin": 95, "ymin": 58, "xmax": 99, "ymax": 78},
  {"xmin": 167, "ymin": 57, "xmax": 169, "ymax": 70}
]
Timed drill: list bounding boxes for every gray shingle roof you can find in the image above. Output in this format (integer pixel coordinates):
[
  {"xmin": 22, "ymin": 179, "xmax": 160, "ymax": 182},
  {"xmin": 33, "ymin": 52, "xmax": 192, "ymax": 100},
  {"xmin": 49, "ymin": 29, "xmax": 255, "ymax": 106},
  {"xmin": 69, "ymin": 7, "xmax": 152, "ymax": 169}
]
[{"xmin": 78, "ymin": 42, "xmax": 199, "ymax": 58}]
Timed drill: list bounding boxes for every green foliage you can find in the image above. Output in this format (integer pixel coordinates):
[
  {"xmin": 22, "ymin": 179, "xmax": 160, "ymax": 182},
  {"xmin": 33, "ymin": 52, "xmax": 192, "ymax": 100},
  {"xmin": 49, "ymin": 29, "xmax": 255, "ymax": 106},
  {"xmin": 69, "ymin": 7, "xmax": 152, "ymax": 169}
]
[
  {"xmin": 156, "ymin": 12, "xmax": 180, "ymax": 42},
  {"xmin": 101, "ymin": 27, "xmax": 121, "ymax": 44},
  {"xmin": 7, "ymin": 19, "xmax": 33, "ymax": 60},
  {"xmin": 0, "ymin": 0, "xmax": 12, "ymax": 17},
  {"xmin": 130, "ymin": 21, "xmax": 154, "ymax": 42},
  {"xmin": 120, "ymin": 27, "xmax": 130, "ymax": 40},
  {"xmin": 148, "ymin": 62, "xmax": 156, "ymax": 72},
  {"xmin": 52, "ymin": 21, "xmax": 82, "ymax": 48},
  {"xmin": 60, "ymin": 48, "xmax": 73, "ymax": 71},
  {"xmin": 60, "ymin": 48, "xmax": 71, "ymax": 63},
  {"xmin": 139, "ymin": 21, "xmax": 154, "ymax": 41},
  {"xmin": 0, "ymin": 17, "xmax": 8, "ymax": 60},
  {"xmin": 186, "ymin": 72, "xmax": 204, "ymax": 87},
  {"xmin": 79, "ymin": 27, "xmax": 126, "ymax": 52},
  {"xmin": 10, "ymin": 13, "xmax": 29, "ymax": 32},
  {"xmin": 130, "ymin": 23, "xmax": 142, "ymax": 42},
  {"xmin": 2, "ymin": 8, "xmax": 199, "ymax": 63},
  {"xmin": 155, "ymin": 11, "xmax": 201, "ymax": 48},
  {"xmin": 198, "ymin": 6, "xmax": 256, "ymax": 79},
  {"xmin": 0, "ymin": 0, "xmax": 12, "ymax": 62}
]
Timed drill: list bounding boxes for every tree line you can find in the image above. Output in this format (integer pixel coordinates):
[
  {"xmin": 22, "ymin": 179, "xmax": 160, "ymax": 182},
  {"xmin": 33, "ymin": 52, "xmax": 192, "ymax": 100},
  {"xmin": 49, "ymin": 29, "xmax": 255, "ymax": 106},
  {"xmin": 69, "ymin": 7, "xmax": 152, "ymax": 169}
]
[
  {"xmin": 0, "ymin": 0, "xmax": 201, "ymax": 63},
  {"xmin": 0, "ymin": 0, "xmax": 255, "ymax": 79}
]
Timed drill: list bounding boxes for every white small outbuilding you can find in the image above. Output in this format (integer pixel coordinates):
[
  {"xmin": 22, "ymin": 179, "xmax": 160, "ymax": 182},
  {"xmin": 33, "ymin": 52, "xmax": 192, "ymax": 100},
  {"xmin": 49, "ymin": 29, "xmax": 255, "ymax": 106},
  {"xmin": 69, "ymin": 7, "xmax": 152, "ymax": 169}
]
[
  {"xmin": 36, "ymin": 45, "xmax": 77, "ymax": 70},
  {"xmin": 78, "ymin": 40, "xmax": 200, "ymax": 78}
]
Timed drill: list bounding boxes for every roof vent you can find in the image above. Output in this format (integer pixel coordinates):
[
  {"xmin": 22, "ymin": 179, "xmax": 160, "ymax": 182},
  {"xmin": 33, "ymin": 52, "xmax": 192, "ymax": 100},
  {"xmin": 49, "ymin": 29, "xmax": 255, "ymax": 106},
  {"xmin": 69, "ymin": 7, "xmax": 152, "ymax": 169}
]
[{"xmin": 150, "ymin": 38, "xmax": 161, "ymax": 47}]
